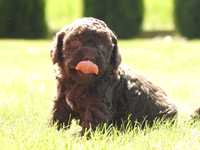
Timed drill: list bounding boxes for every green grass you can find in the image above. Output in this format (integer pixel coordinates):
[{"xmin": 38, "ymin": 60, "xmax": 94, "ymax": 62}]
[{"xmin": 0, "ymin": 39, "xmax": 200, "ymax": 149}]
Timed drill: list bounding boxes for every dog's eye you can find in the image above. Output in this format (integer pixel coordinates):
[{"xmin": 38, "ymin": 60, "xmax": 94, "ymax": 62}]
[
  {"xmin": 62, "ymin": 49, "xmax": 73, "ymax": 57},
  {"xmin": 64, "ymin": 49, "xmax": 73, "ymax": 56},
  {"xmin": 65, "ymin": 40, "xmax": 81, "ymax": 50},
  {"xmin": 62, "ymin": 53, "xmax": 67, "ymax": 58},
  {"xmin": 98, "ymin": 44, "xmax": 104, "ymax": 50},
  {"xmin": 69, "ymin": 40, "xmax": 82, "ymax": 49}
]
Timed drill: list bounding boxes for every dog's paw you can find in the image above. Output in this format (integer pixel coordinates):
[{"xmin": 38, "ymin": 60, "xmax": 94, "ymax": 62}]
[{"xmin": 80, "ymin": 103, "xmax": 111, "ymax": 129}]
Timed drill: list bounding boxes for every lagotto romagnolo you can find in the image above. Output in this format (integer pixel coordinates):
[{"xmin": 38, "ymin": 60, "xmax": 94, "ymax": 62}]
[{"xmin": 50, "ymin": 17, "xmax": 178, "ymax": 131}]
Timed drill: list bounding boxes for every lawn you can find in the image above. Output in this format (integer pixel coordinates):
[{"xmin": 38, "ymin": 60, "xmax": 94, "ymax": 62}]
[{"xmin": 0, "ymin": 38, "xmax": 200, "ymax": 149}]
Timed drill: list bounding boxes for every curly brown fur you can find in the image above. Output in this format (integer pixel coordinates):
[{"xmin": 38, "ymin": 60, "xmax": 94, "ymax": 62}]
[{"xmin": 50, "ymin": 17, "xmax": 177, "ymax": 130}]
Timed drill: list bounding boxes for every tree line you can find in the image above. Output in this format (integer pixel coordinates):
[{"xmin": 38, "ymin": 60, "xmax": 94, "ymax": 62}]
[{"xmin": 0, "ymin": 0, "xmax": 200, "ymax": 39}]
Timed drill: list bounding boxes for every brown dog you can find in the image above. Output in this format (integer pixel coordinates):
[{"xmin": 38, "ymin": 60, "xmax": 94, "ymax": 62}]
[{"xmin": 50, "ymin": 17, "xmax": 177, "ymax": 130}]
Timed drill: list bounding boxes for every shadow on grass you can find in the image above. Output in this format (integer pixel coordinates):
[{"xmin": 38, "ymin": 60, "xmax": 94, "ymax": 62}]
[
  {"xmin": 0, "ymin": 30, "xmax": 177, "ymax": 40},
  {"xmin": 48, "ymin": 30, "xmax": 178, "ymax": 40},
  {"xmin": 138, "ymin": 30, "xmax": 177, "ymax": 38}
]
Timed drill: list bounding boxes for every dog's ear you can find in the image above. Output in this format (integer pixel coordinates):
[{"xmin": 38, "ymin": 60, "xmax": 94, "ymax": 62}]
[
  {"xmin": 110, "ymin": 35, "xmax": 121, "ymax": 71},
  {"xmin": 50, "ymin": 31, "xmax": 65, "ymax": 64}
]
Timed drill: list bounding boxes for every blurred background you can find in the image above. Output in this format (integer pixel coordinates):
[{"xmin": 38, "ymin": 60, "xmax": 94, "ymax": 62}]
[{"xmin": 0, "ymin": 0, "xmax": 200, "ymax": 39}]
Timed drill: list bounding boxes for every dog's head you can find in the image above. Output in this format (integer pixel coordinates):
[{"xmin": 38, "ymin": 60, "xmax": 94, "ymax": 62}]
[{"xmin": 51, "ymin": 17, "xmax": 121, "ymax": 83}]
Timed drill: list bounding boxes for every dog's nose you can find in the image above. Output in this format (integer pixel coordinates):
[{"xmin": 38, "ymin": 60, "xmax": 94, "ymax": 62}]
[
  {"xmin": 79, "ymin": 51, "xmax": 97, "ymax": 62},
  {"xmin": 82, "ymin": 56, "xmax": 96, "ymax": 62}
]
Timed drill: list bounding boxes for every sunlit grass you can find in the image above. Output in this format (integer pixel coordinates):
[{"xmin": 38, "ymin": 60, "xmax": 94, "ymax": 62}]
[{"xmin": 0, "ymin": 39, "xmax": 200, "ymax": 149}]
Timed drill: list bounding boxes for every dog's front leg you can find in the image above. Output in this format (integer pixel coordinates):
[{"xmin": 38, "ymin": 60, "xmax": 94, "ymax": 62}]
[{"xmin": 51, "ymin": 98, "xmax": 73, "ymax": 130}]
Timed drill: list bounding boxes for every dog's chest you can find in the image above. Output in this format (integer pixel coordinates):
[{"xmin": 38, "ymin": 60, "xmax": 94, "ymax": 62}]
[{"xmin": 64, "ymin": 81, "xmax": 115, "ymax": 113}]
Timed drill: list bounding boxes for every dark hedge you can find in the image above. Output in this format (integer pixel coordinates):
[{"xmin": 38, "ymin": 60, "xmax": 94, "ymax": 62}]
[
  {"xmin": 83, "ymin": 0, "xmax": 144, "ymax": 39},
  {"xmin": 0, "ymin": 0, "xmax": 48, "ymax": 38},
  {"xmin": 174, "ymin": 0, "xmax": 200, "ymax": 38}
]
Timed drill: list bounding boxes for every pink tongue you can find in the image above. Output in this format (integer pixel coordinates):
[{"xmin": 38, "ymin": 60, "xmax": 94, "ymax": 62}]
[{"xmin": 75, "ymin": 60, "xmax": 99, "ymax": 75}]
